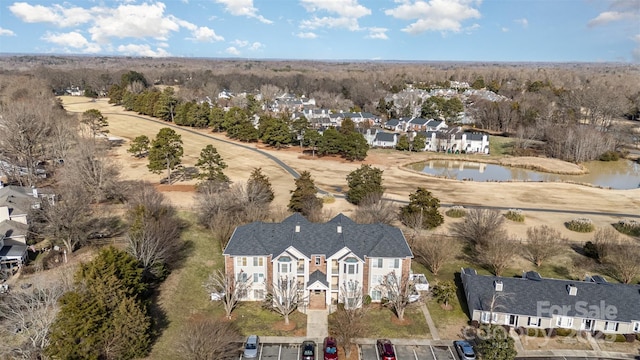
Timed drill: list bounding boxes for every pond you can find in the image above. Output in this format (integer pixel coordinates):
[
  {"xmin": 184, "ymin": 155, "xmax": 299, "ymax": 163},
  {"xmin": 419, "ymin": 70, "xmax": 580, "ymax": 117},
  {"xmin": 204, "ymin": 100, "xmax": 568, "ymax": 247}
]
[{"xmin": 408, "ymin": 159, "xmax": 640, "ymax": 189}]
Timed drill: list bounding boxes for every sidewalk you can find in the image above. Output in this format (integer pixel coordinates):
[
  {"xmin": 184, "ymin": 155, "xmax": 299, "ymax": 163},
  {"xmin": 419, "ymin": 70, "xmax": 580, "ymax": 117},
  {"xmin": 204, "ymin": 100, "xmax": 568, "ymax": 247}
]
[
  {"xmin": 305, "ymin": 309, "xmax": 329, "ymax": 343},
  {"xmin": 419, "ymin": 302, "xmax": 440, "ymax": 340}
]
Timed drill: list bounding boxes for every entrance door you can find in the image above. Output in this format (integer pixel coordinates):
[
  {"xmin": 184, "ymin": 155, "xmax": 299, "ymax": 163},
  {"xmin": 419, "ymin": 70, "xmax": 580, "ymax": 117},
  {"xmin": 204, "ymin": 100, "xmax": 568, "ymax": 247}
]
[
  {"xmin": 308, "ymin": 290, "xmax": 326, "ymax": 309},
  {"xmin": 507, "ymin": 315, "xmax": 518, "ymax": 327},
  {"xmin": 581, "ymin": 319, "xmax": 593, "ymax": 331}
]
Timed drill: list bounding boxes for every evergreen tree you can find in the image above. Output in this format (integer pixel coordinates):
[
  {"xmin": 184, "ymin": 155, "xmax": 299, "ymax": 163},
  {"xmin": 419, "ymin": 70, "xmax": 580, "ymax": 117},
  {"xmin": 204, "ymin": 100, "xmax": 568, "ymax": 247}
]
[
  {"xmin": 209, "ymin": 106, "xmax": 226, "ymax": 131},
  {"xmin": 412, "ymin": 133, "xmax": 426, "ymax": 152},
  {"xmin": 195, "ymin": 144, "xmax": 229, "ymax": 182},
  {"xmin": 147, "ymin": 127, "xmax": 184, "ymax": 183},
  {"xmin": 303, "ymin": 129, "xmax": 322, "ymax": 157},
  {"xmin": 155, "ymin": 87, "xmax": 178, "ymax": 122},
  {"xmin": 476, "ymin": 326, "xmax": 517, "ymax": 360},
  {"xmin": 342, "ymin": 132, "xmax": 369, "ymax": 161},
  {"xmin": 289, "ymin": 171, "xmax": 322, "ymax": 217},
  {"xmin": 396, "ymin": 134, "xmax": 410, "ymax": 151},
  {"xmin": 292, "ymin": 116, "xmax": 310, "ymax": 147},
  {"xmin": 317, "ymin": 127, "xmax": 341, "ymax": 155},
  {"xmin": 248, "ymin": 167, "xmax": 274, "ymax": 203},
  {"xmin": 431, "ymin": 281, "xmax": 456, "ymax": 308},
  {"xmin": 399, "ymin": 187, "xmax": 444, "ymax": 229},
  {"xmin": 261, "ymin": 116, "xmax": 292, "ymax": 148},
  {"xmin": 82, "ymin": 109, "xmax": 108, "ymax": 136},
  {"xmin": 346, "ymin": 165, "xmax": 384, "ymax": 205},
  {"xmin": 127, "ymin": 135, "xmax": 150, "ymax": 157}
]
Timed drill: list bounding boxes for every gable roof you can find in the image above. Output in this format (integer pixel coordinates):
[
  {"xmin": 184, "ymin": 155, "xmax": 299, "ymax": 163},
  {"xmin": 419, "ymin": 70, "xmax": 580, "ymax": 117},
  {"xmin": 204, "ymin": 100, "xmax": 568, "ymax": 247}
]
[
  {"xmin": 374, "ymin": 132, "xmax": 397, "ymax": 142},
  {"xmin": 0, "ymin": 220, "xmax": 28, "ymax": 239},
  {"xmin": 461, "ymin": 268, "xmax": 640, "ymax": 322},
  {"xmin": 409, "ymin": 117, "xmax": 429, "ymax": 125},
  {"xmin": 224, "ymin": 213, "xmax": 412, "ymax": 260},
  {"xmin": 385, "ymin": 119, "xmax": 400, "ymax": 126}
]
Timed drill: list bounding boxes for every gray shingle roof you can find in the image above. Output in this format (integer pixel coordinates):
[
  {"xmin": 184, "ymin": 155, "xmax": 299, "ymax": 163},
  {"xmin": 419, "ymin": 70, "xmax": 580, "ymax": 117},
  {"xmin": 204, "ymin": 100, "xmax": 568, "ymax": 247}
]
[
  {"xmin": 461, "ymin": 268, "xmax": 640, "ymax": 322},
  {"xmin": 224, "ymin": 213, "xmax": 412, "ymax": 260},
  {"xmin": 0, "ymin": 220, "xmax": 28, "ymax": 238},
  {"xmin": 308, "ymin": 270, "xmax": 329, "ymax": 287},
  {"xmin": 374, "ymin": 132, "xmax": 396, "ymax": 142}
]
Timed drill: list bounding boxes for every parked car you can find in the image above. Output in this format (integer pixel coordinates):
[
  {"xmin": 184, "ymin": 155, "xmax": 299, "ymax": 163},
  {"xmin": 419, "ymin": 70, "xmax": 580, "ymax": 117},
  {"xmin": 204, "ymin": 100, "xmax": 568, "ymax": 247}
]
[
  {"xmin": 453, "ymin": 340, "xmax": 476, "ymax": 360},
  {"xmin": 244, "ymin": 335, "xmax": 259, "ymax": 358},
  {"xmin": 300, "ymin": 340, "xmax": 316, "ymax": 360},
  {"xmin": 322, "ymin": 337, "xmax": 338, "ymax": 360},
  {"xmin": 376, "ymin": 339, "xmax": 396, "ymax": 360}
]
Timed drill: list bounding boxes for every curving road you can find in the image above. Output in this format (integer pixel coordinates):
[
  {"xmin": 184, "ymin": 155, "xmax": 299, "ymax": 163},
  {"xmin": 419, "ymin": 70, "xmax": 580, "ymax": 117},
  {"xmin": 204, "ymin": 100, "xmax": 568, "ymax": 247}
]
[{"xmin": 66, "ymin": 101, "xmax": 639, "ymax": 219}]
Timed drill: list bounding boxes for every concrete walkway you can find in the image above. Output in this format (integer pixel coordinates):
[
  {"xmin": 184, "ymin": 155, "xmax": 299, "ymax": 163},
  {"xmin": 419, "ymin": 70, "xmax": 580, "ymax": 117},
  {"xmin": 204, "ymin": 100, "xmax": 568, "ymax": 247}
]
[
  {"xmin": 305, "ymin": 309, "xmax": 329, "ymax": 343},
  {"xmin": 419, "ymin": 302, "xmax": 440, "ymax": 340}
]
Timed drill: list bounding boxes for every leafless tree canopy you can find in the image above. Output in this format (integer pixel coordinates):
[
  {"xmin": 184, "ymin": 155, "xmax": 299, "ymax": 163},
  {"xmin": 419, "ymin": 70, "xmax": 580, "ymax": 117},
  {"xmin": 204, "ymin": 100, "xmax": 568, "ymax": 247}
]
[
  {"xmin": 523, "ymin": 225, "xmax": 565, "ymax": 267},
  {"xmin": 476, "ymin": 231, "xmax": 514, "ymax": 277},
  {"xmin": 331, "ymin": 281, "xmax": 367, "ymax": 359},
  {"xmin": 602, "ymin": 243, "xmax": 640, "ymax": 284},
  {"xmin": 377, "ymin": 272, "xmax": 413, "ymax": 321},
  {"xmin": 125, "ymin": 182, "xmax": 183, "ymax": 279},
  {"xmin": 177, "ymin": 318, "xmax": 241, "ymax": 360},
  {"xmin": 590, "ymin": 227, "xmax": 620, "ymax": 262},
  {"xmin": 451, "ymin": 208, "xmax": 505, "ymax": 248},
  {"xmin": 264, "ymin": 276, "xmax": 305, "ymax": 325},
  {"xmin": 204, "ymin": 270, "xmax": 252, "ymax": 319},
  {"xmin": 354, "ymin": 193, "xmax": 398, "ymax": 225},
  {"xmin": 413, "ymin": 233, "xmax": 457, "ymax": 276}
]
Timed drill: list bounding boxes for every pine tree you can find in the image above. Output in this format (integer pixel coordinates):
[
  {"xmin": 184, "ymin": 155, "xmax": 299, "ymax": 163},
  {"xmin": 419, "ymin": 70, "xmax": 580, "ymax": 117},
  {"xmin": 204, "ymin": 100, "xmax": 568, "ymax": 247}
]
[
  {"xmin": 289, "ymin": 171, "xmax": 322, "ymax": 217},
  {"xmin": 399, "ymin": 187, "xmax": 444, "ymax": 229},
  {"xmin": 248, "ymin": 167, "xmax": 274, "ymax": 203},
  {"xmin": 195, "ymin": 144, "xmax": 229, "ymax": 182},
  {"xmin": 127, "ymin": 135, "xmax": 150, "ymax": 157},
  {"xmin": 396, "ymin": 134, "xmax": 410, "ymax": 151},
  {"xmin": 147, "ymin": 127, "xmax": 183, "ymax": 183},
  {"xmin": 346, "ymin": 165, "xmax": 384, "ymax": 205}
]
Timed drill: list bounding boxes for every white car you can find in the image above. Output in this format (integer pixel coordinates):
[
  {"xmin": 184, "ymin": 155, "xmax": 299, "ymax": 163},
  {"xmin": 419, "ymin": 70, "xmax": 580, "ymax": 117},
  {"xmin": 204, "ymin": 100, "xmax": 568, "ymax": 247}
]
[
  {"xmin": 410, "ymin": 273, "xmax": 430, "ymax": 292},
  {"xmin": 210, "ymin": 291, "xmax": 225, "ymax": 301}
]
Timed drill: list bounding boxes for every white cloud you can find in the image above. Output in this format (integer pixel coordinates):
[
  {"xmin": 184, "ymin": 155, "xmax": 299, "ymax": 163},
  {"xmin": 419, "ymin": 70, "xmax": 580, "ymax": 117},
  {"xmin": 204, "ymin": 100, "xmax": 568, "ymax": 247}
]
[
  {"xmin": 89, "ymin": 3, "xmax": 180, "ymax": 43},
  {"xmin": 41, "ymin": 31, "xmax": 102, "ymax": 53},
  {"xmin": 117, "ymin": 44, "xmax": 170, "ymax": 57},
  {"xmin": 501, "ymin": 27, "xmax": 509, "ymax": 32},
  {"xmin": 366, "ymin": 27, "xmax": 388, "ymax": 40},
  {"xmin": 588, "ymin": 0, "xmax": 639, "ymax": 27},
  {"xmin": 588, "ymin": 11, "xmax": 634, "ymax": 27},
  {"xmin": 300, "ymin": 16, "xmax": 360, "ymax": 31},
  {"xmin": 249, "ymin": 42, "xmax": 264, "ymax": 50},
  {"xmin": 225, "ymin": 46, "xmax": 241, "ymax": 56},
  {"xmin": 300, "ymin": 0, "xmax": 371, "ymax": 18},
  {"xmin": 0, "ymin": 27, "xmax": 15, "ymax": 36},
  {"xmin": 232, "ymin": 39, "xmax": 249, "ymax": 47},
  {"xmin": 191, "ymin": 26, "xmax": 224, "ymax": 42},
  {"xmin": 9, "ymin": 2, "xmax": 93, "ymax": 27},
  {"xmin": 214, "ymin": 0, "xmax": 272, "ymax": 24},
  {"xmin": 514, "ymin": 18, "xmax": 528, "ymax": 28},
  {"xmin": 385, "ymin": 0, "xmax": 482, "ymax": 34},
  {"xmin": 296, "ymin": 32, "xmax": 318, "ymax": 39}
]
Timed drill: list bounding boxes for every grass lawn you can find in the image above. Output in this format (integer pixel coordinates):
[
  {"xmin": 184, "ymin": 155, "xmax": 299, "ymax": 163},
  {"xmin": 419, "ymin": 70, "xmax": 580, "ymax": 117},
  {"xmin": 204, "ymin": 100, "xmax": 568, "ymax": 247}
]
[
  {"xmin": 234, "ymin": 303, "xmax": 307, "ymax": 336},
  {"xmin": 328, "ymin": 305, "xmax": 429, "ymax": 339},
  {"xmin": 488, "ymin": 135, "xmax": 515, "ymax": 157}
]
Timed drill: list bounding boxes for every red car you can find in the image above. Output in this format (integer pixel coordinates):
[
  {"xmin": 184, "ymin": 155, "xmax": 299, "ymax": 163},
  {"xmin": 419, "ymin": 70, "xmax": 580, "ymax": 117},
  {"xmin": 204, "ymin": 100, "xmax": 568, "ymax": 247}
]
[
  {"xmin": 376, "ymin": 339, "xmax": 396, "ymax": 360},
  {"xmin": 323, "ymin": 337, "xmax": 338, "ymax": 360}
]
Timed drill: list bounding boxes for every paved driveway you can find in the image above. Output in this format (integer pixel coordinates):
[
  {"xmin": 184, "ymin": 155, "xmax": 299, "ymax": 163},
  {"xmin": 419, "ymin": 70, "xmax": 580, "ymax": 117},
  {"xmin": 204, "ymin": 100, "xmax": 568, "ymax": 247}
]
[{"xmin": 359, "ymin": 343, "xmax": 457, "ymax": 360}]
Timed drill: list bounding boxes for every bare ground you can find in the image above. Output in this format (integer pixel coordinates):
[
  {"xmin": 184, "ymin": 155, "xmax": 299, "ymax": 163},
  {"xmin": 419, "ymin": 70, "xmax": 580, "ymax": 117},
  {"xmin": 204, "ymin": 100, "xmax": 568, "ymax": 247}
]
[{"xmin": 61, "ymin": 97, "xmax": 640, "ymax": 243}]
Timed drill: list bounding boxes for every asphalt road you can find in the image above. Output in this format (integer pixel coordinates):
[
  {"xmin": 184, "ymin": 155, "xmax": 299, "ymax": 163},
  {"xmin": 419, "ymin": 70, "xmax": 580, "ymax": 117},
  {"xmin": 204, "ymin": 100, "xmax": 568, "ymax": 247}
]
[{"xmin": 68, "ymin": 102, "xmax": 639, "ymax": 219}]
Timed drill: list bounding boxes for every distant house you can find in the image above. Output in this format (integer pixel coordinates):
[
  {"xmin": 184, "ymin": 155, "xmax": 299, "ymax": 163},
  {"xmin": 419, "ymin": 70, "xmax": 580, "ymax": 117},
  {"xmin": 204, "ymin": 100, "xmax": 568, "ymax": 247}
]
[
  {"xmin": 461, "ymin": 268, "xmax": 640, "ymax": 335},
  {"xmin": 372, "ymin": 132, "xmax": 399, "ymax": 148},
  {"xmin": 415, "ymin": 129, "xmax": 489, "ymax": 154},
  {"xmin": 223, "ymin": 213, "xmax": 413, "ymax": 309}
]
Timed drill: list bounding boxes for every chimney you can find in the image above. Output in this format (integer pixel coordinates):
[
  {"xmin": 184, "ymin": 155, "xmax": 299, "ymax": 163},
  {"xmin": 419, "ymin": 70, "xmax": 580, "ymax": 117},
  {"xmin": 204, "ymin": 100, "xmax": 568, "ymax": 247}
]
[
  {"xmin": 337, "ymin": 225, "xmax": 342, "ymax": 234},
  {"xmin": 567, "ymin": 284, "xmax": 577, "ymax": 296},
  {"xmin": 494, "ymin": 280, "xmax": 503, "ymax": 292},
  {"xmin": 295, "ymin": 225, "xmax": 300, "ymax": 233}
]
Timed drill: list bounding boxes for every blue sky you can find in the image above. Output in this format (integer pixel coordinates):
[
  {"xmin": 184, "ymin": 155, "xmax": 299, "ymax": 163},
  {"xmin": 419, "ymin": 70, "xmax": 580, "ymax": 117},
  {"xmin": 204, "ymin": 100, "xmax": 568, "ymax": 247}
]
[{"xmin": 0, "ymin": 0, "xmax": 638, "ymax": 62}]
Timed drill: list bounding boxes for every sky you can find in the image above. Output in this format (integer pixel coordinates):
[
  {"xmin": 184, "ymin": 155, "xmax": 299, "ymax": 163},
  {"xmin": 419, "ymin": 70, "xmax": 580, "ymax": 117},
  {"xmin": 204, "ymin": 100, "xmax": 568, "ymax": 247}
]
[{"xmin": 0, "ymin": 0, "xmax": 638, "ymax": 63}]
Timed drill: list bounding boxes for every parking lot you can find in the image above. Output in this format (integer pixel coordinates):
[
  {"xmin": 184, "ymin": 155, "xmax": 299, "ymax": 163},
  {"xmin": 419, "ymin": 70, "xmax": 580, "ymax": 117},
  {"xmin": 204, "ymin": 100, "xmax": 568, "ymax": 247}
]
[{"xmin": 238, "ymin": 343, "xmax": 459, "ymax": 360}]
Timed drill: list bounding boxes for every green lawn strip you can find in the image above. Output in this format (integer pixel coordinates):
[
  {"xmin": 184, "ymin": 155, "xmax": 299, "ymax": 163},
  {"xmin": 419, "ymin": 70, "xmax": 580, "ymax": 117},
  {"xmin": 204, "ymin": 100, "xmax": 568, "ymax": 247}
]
[
  {"xmin": 358, "ymin": 306, "xmax": 430, "ymax": 339},
  {"xmin": 147, "ymin": 212, "xmax": 224, "ymax": 359},
  {"xmin": 233, "ymin": 302, "xmax": 307, "ymax": 336},
  {"xmin": 488, "ymin": 135, "xmax": 515, "ymax": 156}
]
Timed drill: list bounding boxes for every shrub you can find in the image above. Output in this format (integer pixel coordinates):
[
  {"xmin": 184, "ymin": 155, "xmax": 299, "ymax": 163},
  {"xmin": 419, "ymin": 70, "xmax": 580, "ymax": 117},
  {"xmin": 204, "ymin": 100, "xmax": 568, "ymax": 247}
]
[
  {"xmin": 514, "ymin": 327, "xmax": 525, "ymax": 336},
  {"xmin": 545, "ymin": 328, "xmax": 557, "ymax": 338},
  {"xmin": 323, "ymin": 195, "xmax": 336, "ymax": 204},
  {"xmin": 565, "ymin": 218, "xmax": 595, "ymax": 233},
  {"xmin": 612, "ymin": 219, "xmax": 640, "ymax": 237},
  {"xmin": 526, "ymin": 328, "xmax": 546, "ymax": 337},
  {"xmin": 613, "ymin": 334, "xmax": 628, "ymax": 343},
  {"xmin": 556, "ymin": 328, "xmax": 574, "ymax": 337},
  {"xmin": 599, "ymin": 151, "xmax": 620, "ymax": 161},
  {"xmin": 363, "ymin": 295, "xmax": 372, "ymax": 306},
  {"xmin": 445, "ymin": 206, "xmax": 466, "ymax": 218},
  {"xmin": 471, "ymin": 320, "xmax": 480, "ymax": 328},
  {"xmin": 504, "ymin": 209, "xmax": 525, "ymax": 222},
  {"xmin": 624, "ymin": 334, "xmax": 635, "ymax": 343},
  {"xmin": 583, "ymin": 241, "xmax": 599, "ymax": 259},
  {"xmin": 636, "ymin": 333, "xmax": 640, "ymax": 342}
]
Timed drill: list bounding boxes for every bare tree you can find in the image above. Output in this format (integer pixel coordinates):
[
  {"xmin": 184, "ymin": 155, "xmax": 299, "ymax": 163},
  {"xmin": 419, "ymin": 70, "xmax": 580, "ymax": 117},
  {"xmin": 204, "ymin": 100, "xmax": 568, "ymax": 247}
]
[
  {"xmin": 204, "ymin": 270, "xmax": 252, "ymax": 319},
  {"xmin": 378, "ymin": 272, "xmax": 413, "ymax": 321},
  {"xmin": 523, "ymin": 225, "xmax": 565, "ymax": 267},
  {"xmin": 177, "ymin": 318, "xmax": 241, "ymax": 360},
  {"xmin": 590, "ymin": 227, "xmax": 619, "ymax": 263},
  {"xmin": 264, "ymin": 276, "xmax": 305, "ymax": 325},
  {"xmin": 476, "ymin": 231, "xmax": 514, "ymax": 276},
  {"xmin": 0, "ymin": 273, "xmax": 72, "ymax": 358},
  {"xmin": 451, "ymin": 208, "xmax": 505, "ymax": 248},
  {"xmin": 125, "ymin": 182, "xmax": 183, "ymax": 279},
  {"xmin": 35, "ymin": 187, "xmax": 93, "ymax": 254},
  {"xmin": 413, "ymin": 233, "xmax": 457, "ymax": 276},
  {"xmin": 59, "ymin": 138, "xmax": 121, "ymax": 203},
  {"xmin": 331, "ymin": 281, "xmax": 367, "ymax": 359},
  {"xmin": 603, "ymin": 244, "xmax": 640, "ymax": 284},
  {"xmin": 354, "ymin": 193, "xmax": 397, "ymax": 225}
]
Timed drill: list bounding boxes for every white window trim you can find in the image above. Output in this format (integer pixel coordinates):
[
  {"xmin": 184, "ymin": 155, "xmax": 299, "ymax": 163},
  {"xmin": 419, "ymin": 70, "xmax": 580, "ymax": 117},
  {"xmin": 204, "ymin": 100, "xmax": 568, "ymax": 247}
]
[
  {"xmin": 556, "ymin": 316, "xmax": 573, "ymax": 329},
  {"xmin": 528, "ymin": 317, "xmax": 541, "ymax": 327},
  {"xmin": 253, "ymin": 257, "xmax": 263, "ymax": 266},
  {"xmin": 481, "ymin": 312, "xmax": 498, "ymax": 324},
  {"xmin": 633, "ymin": 321, "xmax": 640, "ymax": 333},
  {"xmin": 372, "ymin": 258, "xmax": 383, "ymax": 268},
  {"xmin": 604, "ymin": 321, "xmax": 619, "ymax": 332},
  {"xmin": 315, "ymin": 256, "xmax": 321, "ymax": 266}
]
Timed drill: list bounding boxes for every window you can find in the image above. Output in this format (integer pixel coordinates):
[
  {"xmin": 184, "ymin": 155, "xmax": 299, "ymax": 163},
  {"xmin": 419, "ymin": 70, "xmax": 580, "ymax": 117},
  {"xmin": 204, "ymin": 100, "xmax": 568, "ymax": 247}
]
[
  {"xmin": 253, "ymin": 257, "xmax": 263, "ymax": 266},
  {"xmin": 556, "ymin": 316, "xmax": 573, "ymax": 328},
  {"xmin": 345, "ymin": 264, "xmax": 357, "ymax": 274},
  {"xmin": 481, "ymin": 312, "xmax": 498, "ymax": 323},
  {"xmin": 528, "ymin": 317, "xmax": 541, "ymax": 327},
  {"xmin": 236, "ymin": 257, "xmax": 247, "ymax": 266},
  {"xmin": 371, "ymin": 289, "xmax": 382, "ymax": 301},
  {"xmin": 315, "ymin": 256, "xmax": 321, "ymax": 265},
  {"xmin": 237, "ymin": 272, "xmax": 248, "ymax": 283},
  {"xmin": 254, "ymin": 289, "xmax": 264, "ymax": 299},
  {"xmin": 604, "ymin": 321, "xmax": 619, "ymax": 332},
  {"xmin": 371, "ymin": 275, "xmax": 383, "ymax": 285},
  {"xmin": 633, "ymin": 322, "xmax": 640, "ymax": 333},
  {"xmin": 279, "ymin": 263, "xmax": 289, "ymax": 273},
  {"xmin": 253, "ymin": 273, "xmax": 264, "ymax": 283},
  {"xmin": 387, "ymin": 258, "xmax": 399, "ymax": 268},
  {"xmin": 372, "ymin": 258, "xmax": 383, "ymax": 268}
]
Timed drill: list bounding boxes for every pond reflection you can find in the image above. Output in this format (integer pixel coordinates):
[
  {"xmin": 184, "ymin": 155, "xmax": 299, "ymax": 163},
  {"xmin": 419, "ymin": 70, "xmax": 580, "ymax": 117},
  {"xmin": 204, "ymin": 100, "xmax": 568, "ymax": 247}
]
[{"xmin": 409, "ymin": 159, "xmax": 640, "ymax": 189}]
